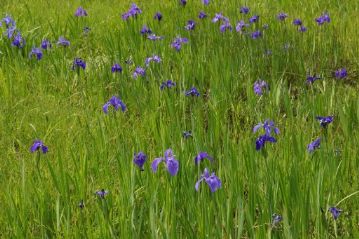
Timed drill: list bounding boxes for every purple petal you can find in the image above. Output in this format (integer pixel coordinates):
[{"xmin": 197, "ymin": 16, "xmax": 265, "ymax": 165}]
[
  {"xmin": 195, "ymin": 178, "xmax": 204, "ymax": 191},
  {"xmin": 253, "ymin": 123, "xmax": 262, "ymax": 133},
  {"xmin": 151, "ymin": 157, "xmax": 164, "ymax": 172},
  {"xmin": 103, "ymin": 103, "xmax": 110, "ymax": 114},
  {"xmin": 166, "ymin": 158, "xmax": 179, "ymax": 176}
]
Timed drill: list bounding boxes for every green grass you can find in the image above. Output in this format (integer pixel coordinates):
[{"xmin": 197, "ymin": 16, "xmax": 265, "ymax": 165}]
[{"xmin": 1, "ymin": 0, "xmax": 359, "ymax": 238}]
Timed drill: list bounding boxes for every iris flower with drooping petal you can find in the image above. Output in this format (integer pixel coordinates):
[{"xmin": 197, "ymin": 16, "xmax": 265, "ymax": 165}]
[
  {"xmin": 30, "ymin": 140, "xmax": 48, "ymax": 154},
  {"xmin": 194, "ymin": 152, "xmax": 213, "ymax": 165},
  {"xmin": 151, "ymin": 149, "xmax": 179, "ymax": 176},
  {"xmin": 195, "ymin": 168, "xmax": 221, "ymax": 192},
  {"xmin": 103, "ymin": 96, "xmax": 126, "ymax": 113}
]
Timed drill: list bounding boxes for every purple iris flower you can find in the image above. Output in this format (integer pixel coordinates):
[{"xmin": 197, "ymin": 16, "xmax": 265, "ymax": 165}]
[
  {"xmin": 30, "ymin": 140, "xmax": 48, "ymax": 153},
  {"xmin": 299, "ymin": 25, "xmax": 307, "ymax": 32},
  {"xmin": 41, "ymin": 39, "xmax": 52, "ymax": 50},
  {"xmin": 122, "ymin": 3, "xmax": 142, "ymax": 20},
  {"xmin": 251, "ymin": 30, "xmax": 262, "ymax": 39},
  {"xmin": 29, "ymin": 48, "xmax": 43, "ymax": 60},
  {"xmin": 249, "ymin": 15, "xmax": 259, "ymax": 23},
  {"xmin": 57, "ymin": 36, "xmax": 70, "ymax": 47},
  {"xmin": 160, "ymin": 80, "xmax": 176, "ymax": 90},
  {"xmin": 72, "ymin": 58, "xmax": 86, "ymax": 70},
  {"xmin": 12, "ymin": 32, "xmax": 25, "ymax": 48},
  {"xmin": 140, "ymin": 25, "xmax": 152, "ymax": 35},
  {"xmin": 203, "ymin": 0, "xmax": 210, "ymax": 4},
  {"xmin": 171, "ymin": 37, "xmax": 188, "ymax": 51},
  {"xmin": 194, "ymin": 152, "xmax": 213, "ymax": 165},
  {"xmin": 307, "ymin": 137, "xmax": 321, "ymax": 152},
  {"xmin": 151, "ymin": 149, "xmax": 179, "ymax": 176},
  {"xmin": 328, "ymin": 207, "xmax": 342, "ymax": 220},
  {"xmin": 335, "ymin": 68, "xmax": 347, "ymax": 79},
  {"xmin": 103, "ymin": 96, "xmax": 126, "ymax": 113},
  {"xmin": 95, "ymin": 189, "xmax": 108, "ymax": 199},
  {"xmin": 236, "ymin": 20, "xmax": 248, "ymax": 32},
  {"xmin": 182, "ymin": 130, "xmax": 192, "ymax": 138},
  {"xmin": 195, "ymin": 168, "xmax": 222, "ymax": 192},
  {"xmin": 133, "ymin": 152, "xmax": 147, "ymax": 171},
  {"xmin": 5, "ymin": 26, "xmax": 16, "ymax": 39},
  {"xmin": 147, "ymin": 34, "xmax": 164, "ymax": 41},
  {"xmin": 277, "ymin": 13, "xmax": 288, "ymax": 21},
  {"xmin": 220, "ymin": 21, "xmax": 232, "ymax": 32},
  {"xmin": 198, "ymin": 11, "xmax": 207, "ymax": 19},
  {"xmin": 75, "ymin": 7, "xmax": 87, "ymax": 17},
  {"xmin": 293, "ymin": 19, "xmax": 302, "ymax": 26},
  {"xmin": 180, "ymin": 0, "xmax": 187, "ymax": 6},
  {"xmin": 111, "ymin": 63, "xmax": 122, "ymax": 73},
  {"xmin": 145, "ymin": 55, "xmax": 161, "ymax": 66},
  {"xmin": 2, "ymin": 15, "xmax": 15, "ymax": 28},
  {"xmin": 212, "ymin": 13, "xmax": 224, "ymax": 23},
  {"xmin": 133, "ymin": 67, "xmax": 146, "ymax": 78},
  {"xmin": 253, "ymin": 80, "xmax": 268, "ymax": 95},
  {"xmin": 255, "ymin": 134, "xmax": 277, "ymax": 150},
  {"xmin": 240, "ymin": 6, "xmax": 250, "ymax": 14},
  {"xmin": 154, "ymin": 12, "xmax": 162, "ymax": 21},
  {"xmin": 315, "ymin": 13, "xmax": 330, "ymax": 25},
  {"xmin": 306, "ymin": 74, "xmax": 321, "ymax": 84},
  {"xmin": 272, "ymin": 214, "xmax": 283, "ymax": 226},
  {"xmin": 185, "ymin": 20, "xmax": 196, "ymax": 30},
  {"xmin": 316, "ymin": 116, "xmax": 333, "ymax": 128},
  {"xmin": 253, "ymin": 120, "xmax": 280, "ymax": 136},
  {"xmin": 185, "ymin": 87, "xmax": 200, "ymax": 97}
]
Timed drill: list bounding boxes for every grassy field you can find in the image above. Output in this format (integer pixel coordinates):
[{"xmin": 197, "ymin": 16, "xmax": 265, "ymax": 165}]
[{"xmin": 1, "ymin": 0, "xmax": 359, "ymax": 238}]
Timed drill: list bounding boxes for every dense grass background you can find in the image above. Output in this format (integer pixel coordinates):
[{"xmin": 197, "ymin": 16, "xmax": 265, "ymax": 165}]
[{"xmin": 1, "ymin": 0, "xmax": 359, "ymax": 238}]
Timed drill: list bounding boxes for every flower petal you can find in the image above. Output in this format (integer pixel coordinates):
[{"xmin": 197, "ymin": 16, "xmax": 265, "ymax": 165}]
[
  {"xmin": 151, "ymin": 158, "xmax": 164, "ymax": 172},
  {"xmin": 166, "ymin": 158, "xmax": 179, "ymax": 176}
]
